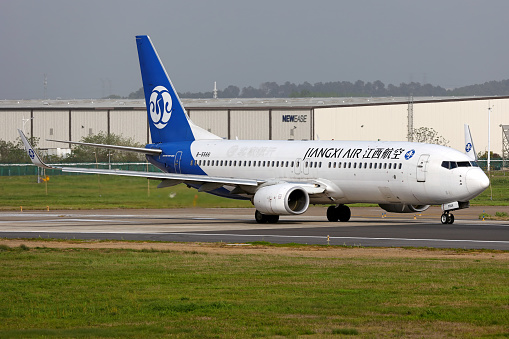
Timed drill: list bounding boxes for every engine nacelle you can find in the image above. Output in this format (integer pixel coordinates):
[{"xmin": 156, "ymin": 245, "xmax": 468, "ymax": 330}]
[
  {"xmin": 379, "ymin": 204, "xmax": 430, "ymax": 213},
  {"xmin": 253, "ymin": 184, "xmax": 309, "ymax": 215}
]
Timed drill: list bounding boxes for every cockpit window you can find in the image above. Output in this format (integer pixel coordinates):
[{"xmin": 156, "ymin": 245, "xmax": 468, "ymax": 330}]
[{"xmin": 441, "ymin": 160, "xmax": 472, "ymax": 169}]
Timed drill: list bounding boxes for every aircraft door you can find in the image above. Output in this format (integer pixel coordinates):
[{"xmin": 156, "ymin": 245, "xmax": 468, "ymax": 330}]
[
  {"xmin": 416, "ymin": 154, "xmax": 429, "ymax": 182},
  {"xmin": 174, "ymin": 151, "xmax": 183, "ymax": 174}
]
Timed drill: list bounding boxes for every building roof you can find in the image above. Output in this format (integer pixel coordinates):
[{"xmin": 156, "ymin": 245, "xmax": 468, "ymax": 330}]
[{"xmin": 1, "ymin": 95, "xmax": 507, "ymax": 110}]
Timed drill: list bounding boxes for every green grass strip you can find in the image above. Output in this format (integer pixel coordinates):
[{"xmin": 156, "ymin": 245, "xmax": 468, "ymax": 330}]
[{"xmin": 0, "ymin": 244, "xmax": 508, "ymax": 337}]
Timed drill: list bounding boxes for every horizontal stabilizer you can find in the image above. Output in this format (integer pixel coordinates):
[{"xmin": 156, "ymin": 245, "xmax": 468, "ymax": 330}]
[{"xmin": 47, "ymin": 139, "xmax": 162, "ymax": 155}]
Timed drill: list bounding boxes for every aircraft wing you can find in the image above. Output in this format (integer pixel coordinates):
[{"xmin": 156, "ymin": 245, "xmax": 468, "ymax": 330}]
[
  {"xmin": 19, "ymin": 130, "xmax": 328, "ymax": 193},
  {"xmin": 46, "ymin": 138, "xmax": 162, "ymax": 155},
  {"xmin": 19, "ymin": 129, "xmax": 260, "ymax": 187},
  {"xmin": 59, "ymin": 166, "xmax": 261, "ymax": 186}
]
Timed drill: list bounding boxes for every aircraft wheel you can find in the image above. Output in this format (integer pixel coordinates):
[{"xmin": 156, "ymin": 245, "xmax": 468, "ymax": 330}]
[
  {"xmin": 327, "ymin": 206, "xmax": 339, "ymax": 222},
  {"xmin": 441, "ymin": 213, "xmax": 448, "ymax": 224},
  {"xmin": 255, "ymin": 210, "xmax": 268, "ymax": 224},
  {"xmin": 338, "ymin": 205, "xmax": 351, "ymax": 222},
  {"xmin": 447, "ymin": 213, "xmax": 455, "ymax": 224}
]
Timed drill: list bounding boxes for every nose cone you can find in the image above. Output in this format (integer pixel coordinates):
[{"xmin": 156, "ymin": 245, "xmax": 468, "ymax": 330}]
[{"xmin": 466, "ymin": 169, "xmax": 490, "ymax": 196}]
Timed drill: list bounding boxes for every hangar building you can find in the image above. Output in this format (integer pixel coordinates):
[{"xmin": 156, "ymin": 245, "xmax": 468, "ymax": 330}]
[{"xmin": 0, "ymin": 96, "xmax": 507, "ymax": 161}]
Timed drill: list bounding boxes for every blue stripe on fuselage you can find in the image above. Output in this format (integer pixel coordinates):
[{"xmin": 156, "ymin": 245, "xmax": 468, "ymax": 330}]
[{"xmin": 146, "ymin": 141, "xmax": 206, "ymax": 175}]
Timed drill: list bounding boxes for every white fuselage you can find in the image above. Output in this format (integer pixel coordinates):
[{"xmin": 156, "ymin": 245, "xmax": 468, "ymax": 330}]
[{"xmin": 188, "ymin": 139, "xmax": 488, "ymax": 205}]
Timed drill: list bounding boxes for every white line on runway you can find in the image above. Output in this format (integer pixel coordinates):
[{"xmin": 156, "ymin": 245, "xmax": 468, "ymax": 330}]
[
  {"xmin": 163, "ymin": 233, "xmax": 509, "ymax": 245},
  {"xmin": 5, "ymin": 230, "xmax": 509, "ymax": 245}
]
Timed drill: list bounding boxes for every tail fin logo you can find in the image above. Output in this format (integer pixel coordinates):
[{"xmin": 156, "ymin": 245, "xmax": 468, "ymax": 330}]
[
  {"xmin": 465, "ymin": 142, "xmax": 472, "ymax": 153},
  {"xmin": 149, "ymin": 86, "xmax": 172, "ymax": 129}
]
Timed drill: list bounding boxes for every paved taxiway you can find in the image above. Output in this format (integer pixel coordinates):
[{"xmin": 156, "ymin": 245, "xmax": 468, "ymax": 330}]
[{"xmin": 0, "ymin": 206, "xmax": 507, "ymax": 250}]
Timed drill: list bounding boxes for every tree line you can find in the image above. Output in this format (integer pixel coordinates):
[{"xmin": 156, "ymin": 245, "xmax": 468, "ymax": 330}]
[{"xmin": 119, "ymin": 79, "xmax": 509, "ymax": 99}]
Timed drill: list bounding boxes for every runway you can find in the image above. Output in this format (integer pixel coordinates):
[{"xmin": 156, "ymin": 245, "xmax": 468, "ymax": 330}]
[{"xmin": 0, "ymin": 206, "xmax": 508, "ymax": 250}]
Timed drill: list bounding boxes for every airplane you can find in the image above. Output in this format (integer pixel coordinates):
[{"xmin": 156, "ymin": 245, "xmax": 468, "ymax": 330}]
[{"xmin": 19, "ymin": 35, "xmax": 490, "ymax": 225}]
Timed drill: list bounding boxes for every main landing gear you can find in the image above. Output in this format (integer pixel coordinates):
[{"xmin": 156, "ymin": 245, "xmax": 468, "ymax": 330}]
[
  {"xmin": 327, "ymin": 204, "xmax": 351, "ymax": 222},
  {"xmin": 255, "ymin": 210, "xmax": 280, "ymax": 224},
  {"xmin": 441, "ymin": 212, "xmax": 455, "ymax": 224}
]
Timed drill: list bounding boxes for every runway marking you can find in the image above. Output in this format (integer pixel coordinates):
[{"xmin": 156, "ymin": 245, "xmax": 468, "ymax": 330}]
[
  {"xmin": 3, "ymin": 231, "xmax": 508, "ymax": 245},
  {"xmin": 164, "ymin": 233, "xmax": 509, "ymax": 245}
]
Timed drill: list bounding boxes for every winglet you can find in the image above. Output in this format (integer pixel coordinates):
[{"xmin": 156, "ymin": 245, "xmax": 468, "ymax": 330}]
[
  {"xmin": 464, "ymin": 124, "xmax": 477, "ymax": 161},
  {"xmin": 17, "ymin": 129, "xmax": 55, "ymax": 169}
]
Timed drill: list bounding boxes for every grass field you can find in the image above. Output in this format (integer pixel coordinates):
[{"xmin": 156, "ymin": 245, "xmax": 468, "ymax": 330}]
[
  {"xmin": 0, "ymin": 175, "xmax": 252, "ymax": 210},
  {"xmin": 0, "ymin": 172, "xmax": 508, "ymax": 210},
  {"xmin": 0, "ymin": 243, "xmax": 508, "ymax": 338}
]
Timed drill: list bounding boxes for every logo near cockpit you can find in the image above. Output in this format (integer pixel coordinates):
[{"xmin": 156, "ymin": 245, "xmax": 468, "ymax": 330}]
[
  {"xmin": 404, "ymin": 149, "xmax": 415, "ymax": 160},
  {"xmin": 149, "ymin": 86, "xmax": 172, "ymax": 129}
]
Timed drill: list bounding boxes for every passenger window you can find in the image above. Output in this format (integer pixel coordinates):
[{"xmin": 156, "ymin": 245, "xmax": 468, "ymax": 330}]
[
  {"xmin": 338, "ymin": 162, "xmax": 342, "ymax": 168},
  {"xmin": 384, "ymin": 163, "xmax": 387, "ymax": 169},
  {"xmin": 388, "ymin": 163, "xmax": 392, "ymax": 169},
  {"xmin": 399, "ymin": 163, "xmax": 402, "ymax": 169}
]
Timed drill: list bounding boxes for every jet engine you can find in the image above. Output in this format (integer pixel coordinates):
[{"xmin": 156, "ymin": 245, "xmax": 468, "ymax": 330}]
[
  {"xmin": 253, "ymin": 184, "xmax": 309, "ymax": 215},
  {"xmin": 379, "ymin": 204, "xmax": 430, "ymax": 213}
]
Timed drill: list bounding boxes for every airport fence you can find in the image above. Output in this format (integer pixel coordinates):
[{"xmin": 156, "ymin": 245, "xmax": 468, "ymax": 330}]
[{"xmin": 0, "ymin": 163, "xmax": 161, "ymax": 176}]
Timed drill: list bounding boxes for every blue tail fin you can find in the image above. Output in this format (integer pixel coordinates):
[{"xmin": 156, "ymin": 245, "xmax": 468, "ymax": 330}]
[{"xmin": 136, "ymin": 35, "xmax": 194, "ymax": 143}]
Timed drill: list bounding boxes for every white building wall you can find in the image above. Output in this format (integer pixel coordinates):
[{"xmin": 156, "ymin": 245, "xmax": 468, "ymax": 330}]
[
  {"xmin": 70, "ymin": 110, "xmax": 108, "ymax": 143},
  {"xmin": 33, "ymin": 110, "xmax": 69, "ymax": 149},
  {"xmin": 189, "ymin": 110, "xmax": 229, "ymax": 139},
  {"xmin": 271, "ymin": 110, "xmax": 312, "ymax": 140},
  {"xmin": 313, "ymin": 98, "xmax": 508, "ymax": 155},
  {"xmin": 110, "ymin": 110, "xmax": 148, "ymax": 144},
  {"xmin": 413, "ymin": 98, "xmax": 507, "ymax": 156},
  {"xmin": 230, "ymin": 110, "xmax": 269, "ymax": 140},
  {"xmin": 1, "ymin": 111, "xmax": 29, "ymax": 144},
  {"xmin": 314, "ymin": 105, "xmax": 408, "ymax": 142}
]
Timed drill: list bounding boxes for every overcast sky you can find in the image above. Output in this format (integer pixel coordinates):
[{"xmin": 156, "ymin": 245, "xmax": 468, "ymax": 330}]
[{"xmin": 1, "ymin": 0, "xmax": 508, "ymax": 99}]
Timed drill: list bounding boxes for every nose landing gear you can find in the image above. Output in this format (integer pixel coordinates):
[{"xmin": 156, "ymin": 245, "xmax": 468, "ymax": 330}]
[{"xmin": 441, "ymin": 212, "xmax": 455, "ymax": 224}]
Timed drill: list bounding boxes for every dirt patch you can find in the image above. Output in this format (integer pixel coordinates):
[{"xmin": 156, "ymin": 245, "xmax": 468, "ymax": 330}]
[{"xmin": 1, "ymin": 239, "xmax": 507, "ymax": 260}]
